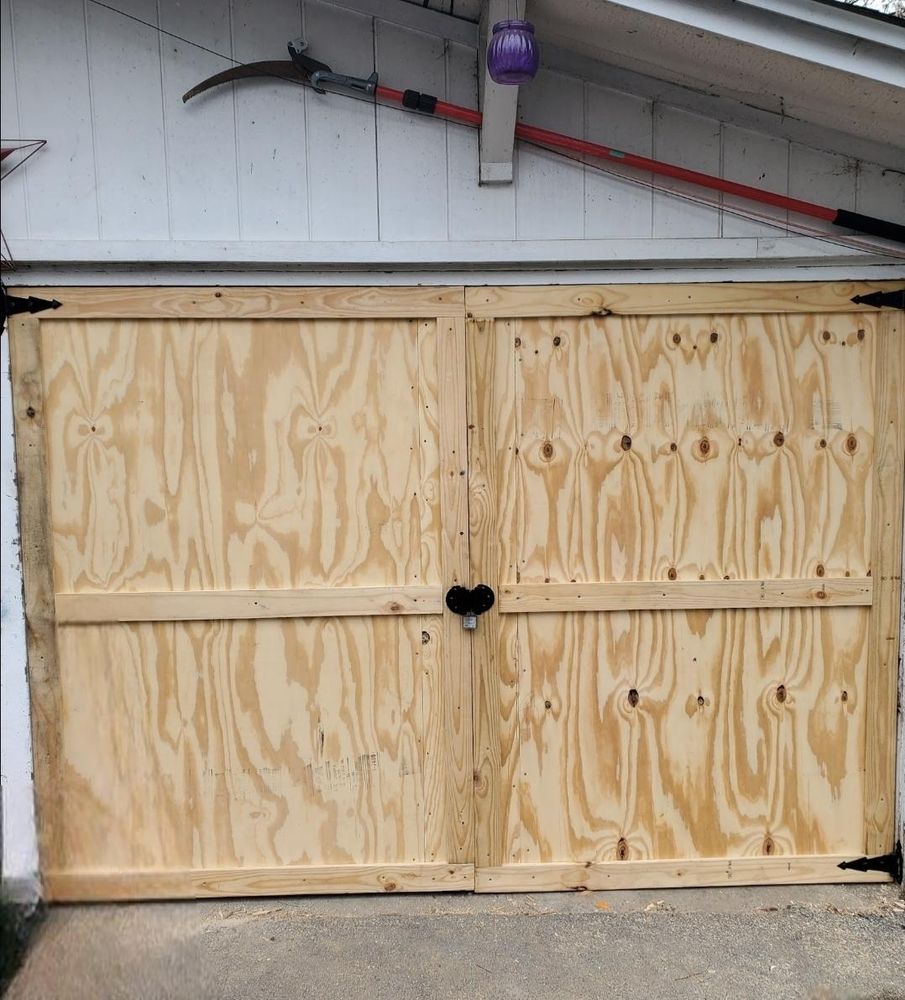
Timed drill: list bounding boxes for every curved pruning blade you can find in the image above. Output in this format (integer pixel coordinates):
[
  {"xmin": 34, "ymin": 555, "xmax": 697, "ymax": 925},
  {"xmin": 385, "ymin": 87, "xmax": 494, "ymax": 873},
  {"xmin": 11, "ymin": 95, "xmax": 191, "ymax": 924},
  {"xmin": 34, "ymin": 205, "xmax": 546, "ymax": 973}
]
[{"xmin": 182, "ymin": 60, "xmax": 310, "ymax": 103}]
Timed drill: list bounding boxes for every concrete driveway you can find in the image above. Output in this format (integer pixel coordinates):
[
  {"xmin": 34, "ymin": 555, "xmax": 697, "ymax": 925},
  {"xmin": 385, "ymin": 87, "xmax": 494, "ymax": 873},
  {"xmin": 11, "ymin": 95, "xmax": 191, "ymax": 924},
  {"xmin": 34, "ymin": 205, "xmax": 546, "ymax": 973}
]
[{"xmin": 7, "ymin": 883, "xmax": 905, "ymax": 1000}]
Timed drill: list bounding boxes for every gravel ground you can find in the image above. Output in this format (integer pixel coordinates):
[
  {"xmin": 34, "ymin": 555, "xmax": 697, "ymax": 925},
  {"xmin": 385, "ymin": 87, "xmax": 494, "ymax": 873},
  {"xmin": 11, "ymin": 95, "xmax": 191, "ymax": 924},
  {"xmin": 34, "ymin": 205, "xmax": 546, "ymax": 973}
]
[{"xmin": 6, "ymin": 883, "xmax": 905, "ymax": 1000}]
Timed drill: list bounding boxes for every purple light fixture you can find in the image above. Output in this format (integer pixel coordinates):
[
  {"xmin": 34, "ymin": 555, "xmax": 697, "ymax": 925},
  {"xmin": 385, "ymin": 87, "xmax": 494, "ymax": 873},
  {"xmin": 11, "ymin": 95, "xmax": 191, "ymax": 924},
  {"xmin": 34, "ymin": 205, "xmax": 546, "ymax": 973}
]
[{"xmin": 486, "ymin": 19, "xmax": 539, "ymax": 86}]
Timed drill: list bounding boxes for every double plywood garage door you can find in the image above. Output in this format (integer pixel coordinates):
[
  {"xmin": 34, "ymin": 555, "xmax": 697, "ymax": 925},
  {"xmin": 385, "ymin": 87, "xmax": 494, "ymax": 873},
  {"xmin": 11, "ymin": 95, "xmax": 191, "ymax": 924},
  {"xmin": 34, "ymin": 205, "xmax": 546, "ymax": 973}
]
[{"xmin": 10, "ymin": 283, "xmax": 903, "ymax": 900}]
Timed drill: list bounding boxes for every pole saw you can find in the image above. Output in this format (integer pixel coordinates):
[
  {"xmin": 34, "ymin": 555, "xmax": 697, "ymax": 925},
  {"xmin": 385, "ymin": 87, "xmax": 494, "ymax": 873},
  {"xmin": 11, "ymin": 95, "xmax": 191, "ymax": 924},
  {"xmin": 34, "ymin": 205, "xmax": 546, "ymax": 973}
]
[{"xmin": 183, "ymin": 36, "xmax": 905, "ymax": 248}]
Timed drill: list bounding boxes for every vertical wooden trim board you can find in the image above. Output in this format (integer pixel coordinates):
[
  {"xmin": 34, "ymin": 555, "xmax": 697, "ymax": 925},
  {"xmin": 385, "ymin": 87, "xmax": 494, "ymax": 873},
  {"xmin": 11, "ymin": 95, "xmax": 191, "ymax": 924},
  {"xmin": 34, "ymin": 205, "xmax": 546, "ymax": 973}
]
[
  {"xmin": 864, "ymin": 307, "xmax": 905, "ymax": 855},
  {"xmin": 8, "ymin": 316, "xmax": 64, "ymax": 874}
]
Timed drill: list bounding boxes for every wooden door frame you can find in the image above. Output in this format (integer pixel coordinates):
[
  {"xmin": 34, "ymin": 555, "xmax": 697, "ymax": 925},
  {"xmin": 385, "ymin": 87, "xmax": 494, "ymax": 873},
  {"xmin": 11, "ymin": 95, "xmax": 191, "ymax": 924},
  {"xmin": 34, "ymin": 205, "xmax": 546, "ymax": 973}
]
[
  {"xmin": 465, "ymin": 281, "xmax": 904, "ymax": 892},
  {"xmin": 9, "ymin": 285, "xmax": 475, "ymax": 900}
]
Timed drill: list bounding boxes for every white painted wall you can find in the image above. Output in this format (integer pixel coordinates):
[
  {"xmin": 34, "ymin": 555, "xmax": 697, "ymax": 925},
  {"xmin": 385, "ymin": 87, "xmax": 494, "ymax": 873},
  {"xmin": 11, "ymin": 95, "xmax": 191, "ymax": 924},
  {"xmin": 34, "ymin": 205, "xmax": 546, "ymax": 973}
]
[
  {"xmin": 1, "ymin": 0, "xmax": 903, "ymax": 896},
  {"xmin": 1, "ymin": 0, "xmax": 904, "ymax": 266}
]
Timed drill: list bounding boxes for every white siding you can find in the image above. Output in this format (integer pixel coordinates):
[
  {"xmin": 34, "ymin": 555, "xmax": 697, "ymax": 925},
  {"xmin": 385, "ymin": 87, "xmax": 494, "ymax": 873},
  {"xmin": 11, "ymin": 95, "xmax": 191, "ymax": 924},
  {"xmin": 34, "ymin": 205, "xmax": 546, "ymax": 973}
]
[{"xmin": 2, "ymin": 0, "xmax": 903, "ymax": 258}]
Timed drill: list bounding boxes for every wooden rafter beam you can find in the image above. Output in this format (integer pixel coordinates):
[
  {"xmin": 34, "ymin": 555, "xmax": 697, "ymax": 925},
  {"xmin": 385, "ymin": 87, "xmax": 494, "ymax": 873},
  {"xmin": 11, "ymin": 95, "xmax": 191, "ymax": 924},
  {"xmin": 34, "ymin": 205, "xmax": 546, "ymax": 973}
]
[{"xmin": 478, "ymin": 0, "xmax": 525, "ymax": 184}]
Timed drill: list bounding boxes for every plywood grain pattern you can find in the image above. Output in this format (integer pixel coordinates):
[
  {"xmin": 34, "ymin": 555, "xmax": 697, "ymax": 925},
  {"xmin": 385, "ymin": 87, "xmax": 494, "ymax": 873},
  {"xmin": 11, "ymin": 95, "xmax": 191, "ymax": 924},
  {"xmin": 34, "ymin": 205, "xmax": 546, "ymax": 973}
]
[
  {"xmin": 49, "ymin": 616, "xmax": 448, "ymax": 872},
  {"xmin": 499, "ymin": 608, "xmax": 868, "ymax": 865},
  {"xmin": 864, "ymin": 308, "xmax": 905, "ymax": 854},
  {"xmin": 465, "ymin": 282, "xmax": 900, "ymax": 319},
  {"xmin": 19, "ymin": 286, "xmax": 465, "ymax": 319},
  {"xmin": 497, "ymin": 312, "xmax": 874, "ymax": 586},
  {"xmin": 40, "ymin": 317, "xmax": 442, "ymax": 593}
]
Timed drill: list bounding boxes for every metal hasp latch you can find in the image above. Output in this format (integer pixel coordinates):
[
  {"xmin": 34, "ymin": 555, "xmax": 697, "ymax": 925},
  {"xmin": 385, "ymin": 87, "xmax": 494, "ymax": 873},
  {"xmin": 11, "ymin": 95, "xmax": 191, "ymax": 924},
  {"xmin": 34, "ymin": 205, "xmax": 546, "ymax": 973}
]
[
  {"xmin": 445, "ymin": 585, "xmax": 495, "ymax": 631},
  {"xmin": 850, "ymin": 288, "xmax": 905, "ymax": 309},
  {"xmin": 837, "ymin": 842, "xmax": 902, "ymax": 882}
]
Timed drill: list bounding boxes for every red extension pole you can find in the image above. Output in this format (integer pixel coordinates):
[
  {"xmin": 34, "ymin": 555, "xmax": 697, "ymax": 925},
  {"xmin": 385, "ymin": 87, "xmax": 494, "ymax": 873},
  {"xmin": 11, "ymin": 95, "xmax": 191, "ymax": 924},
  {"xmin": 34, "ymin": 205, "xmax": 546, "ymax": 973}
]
[{"xmin": 375, "ymin": 84, "xmax": 902, "ymax": 245}]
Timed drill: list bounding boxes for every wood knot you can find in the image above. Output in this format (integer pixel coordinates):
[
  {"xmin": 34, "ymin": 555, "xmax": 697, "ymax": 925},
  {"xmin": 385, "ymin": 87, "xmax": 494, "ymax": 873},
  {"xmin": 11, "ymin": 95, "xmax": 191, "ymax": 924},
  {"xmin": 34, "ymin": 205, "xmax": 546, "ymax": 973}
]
[
  {"xmin": 388, "ymin": 603, "xmax": 402, "ymax": 612},
  {"xmin": 553, "ymin": 335, "xmax": 562, "ymax": 347},
  {"xmin": 541, "ymin": 441, "xmax": 554, "ymax": 461},
  {"xmin": 857, "ymin": 329, "xmax": 865, "ymax": 341},
  {"xmin": 841, "ymin": 690, "xmax": 849, "ymax": 703},
  {"xmin": 669, "ymin": 442, "xmax": 677, "ymax": 452},
  {"xmin": 818, "ymin": 438, "xmax": 827, "ymax": 449},
  {"xmin": 25, "ymin": 406, "xmax": 35, "ymax": 418},
  {"xmin": 844, "ymin": 434, "xmax": 858, "ymax": 455},
  {"xmin": 697, "ymin": 695, "xmax": 706, "ymax": 708},
  {"xmin": 773, "ymin": 431, "xmax": 785, "ymax": 447},
  {"xmin": 514, "ymin": 337, "xmax": 521, "ymax": 347},
  {"xmin": 667, "ymin": 567, "xmax": 677, "ymax": 581},
  {"xmin": 672, "ymin": 332, "xmax": 682, "ymax": 345},
  {"xmin": 822, "ymin": 330, "xmax": 831, "ymax": 342},
  {"xmin": 620, "ymin": 434, "xmax": 632, "ymax": 451},
  {"xmin": 627, "ymin": 688, "xmax": 639, "ymax": 708},
  {"xmin": 776, "ymin": 684, "xmax": 787, "ymax": 703},
  {"xmin": 763, "ymin": 836, "xmax": 775, "ymax": 856},
  {"xmin": 710, "ymin": 331, "xmax": 719, "ymax": 343},
  {"xmin": 815, "ymin": 563, "xmax": 825, "ymax": 577},
  {"xmin": 617, "ymin": 837, "xmax": 629, "ymax": 860},
  {"xmin": 544, "ymin": 699, "xmax": 552, "ymax": 710},
  {"xmin": 421, "ymin": 630, "xmax": 431, "ymax": 644},
  {"xmin": 383, "ymin": 881, "xmax": 398, "ymax": 893},
  {"xmin": 815, "ymin": 590, "xmax": 827, "ymax": 600}
]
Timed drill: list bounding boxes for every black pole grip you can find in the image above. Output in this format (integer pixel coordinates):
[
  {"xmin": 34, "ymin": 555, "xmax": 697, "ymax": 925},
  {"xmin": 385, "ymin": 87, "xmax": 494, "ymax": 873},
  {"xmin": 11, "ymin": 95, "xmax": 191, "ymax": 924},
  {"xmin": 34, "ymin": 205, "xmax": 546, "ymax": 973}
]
[{"xmin": 832, "ymin": 209, "xmax": 905, "ymax": 246}]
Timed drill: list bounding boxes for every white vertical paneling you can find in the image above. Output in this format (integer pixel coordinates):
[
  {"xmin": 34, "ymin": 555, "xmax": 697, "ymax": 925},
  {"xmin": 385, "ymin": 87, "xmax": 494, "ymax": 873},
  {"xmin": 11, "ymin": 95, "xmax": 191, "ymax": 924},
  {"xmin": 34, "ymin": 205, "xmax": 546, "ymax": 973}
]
[
  {"xmin": 583, "ymin": 84, "xmax": 653, "ymax": 239},
  {"xmin": 86, "ymin": 0, "xmax": 168, "ymax": 239},
  {"xmin": 232, "ymin": 0, "xmax": 308, "ymax": 240},
  {"xmin": 652, "ymin": 107, "xmax": 720, "ymax": 238},
  {"xmin": 721, "ymin": 125, "xmax": 789, "ymax": 238},
  {"xmin": 446, "ymin": 41, "xmax": 515, "ymax": 241},
  {"xmin": 303, "ymin": 1, "xmax": 378, "ymax": 241},
  {"xmin": 515, "ymin": 68, "xmax": 584, "ymax": 240},
  {"xmin": 856, "ymin": 162, "xmax": 905, "ymax": 226},
  {"xmin": 10, "ymin": 0, "xmax": 98, "ymax": 238},
  {"xmin": 789, "ymin": 145, "xmax": 857, "ymax": 215},
  {"xmin": 375, "ymin": 22, "xmax": 447, "ymax": 241},
  {"xmin": 0, "ymin": 0, "xmax": 27, "ymax": 240},
  {"xmin": 160, "ymin": 0, "xmax": 238, "ymax": 239}
]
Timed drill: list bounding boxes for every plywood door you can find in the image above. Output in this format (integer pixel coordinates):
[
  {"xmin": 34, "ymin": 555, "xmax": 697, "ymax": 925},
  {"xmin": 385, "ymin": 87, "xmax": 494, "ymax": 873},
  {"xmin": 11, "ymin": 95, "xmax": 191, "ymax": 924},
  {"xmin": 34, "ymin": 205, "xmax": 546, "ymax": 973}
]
[
  {"xmin": 467, "ymin": 283, "xmax": 904, "ymax": 892},
  {"xmin": 10, "ymin": 287, "xmax": 474, "ymax": 900}
]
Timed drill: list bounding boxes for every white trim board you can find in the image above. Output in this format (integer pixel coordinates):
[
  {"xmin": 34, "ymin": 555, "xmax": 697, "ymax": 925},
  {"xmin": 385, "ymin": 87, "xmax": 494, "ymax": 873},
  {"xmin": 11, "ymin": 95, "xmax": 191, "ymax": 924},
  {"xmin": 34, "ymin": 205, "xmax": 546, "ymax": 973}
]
[
  {"xmin": 8, "ymin": 265, "xmax": 905, "ymax": 286},
  {"xmin": 7, "ymin": 237, "xmax": 904, "ymax": 269}
]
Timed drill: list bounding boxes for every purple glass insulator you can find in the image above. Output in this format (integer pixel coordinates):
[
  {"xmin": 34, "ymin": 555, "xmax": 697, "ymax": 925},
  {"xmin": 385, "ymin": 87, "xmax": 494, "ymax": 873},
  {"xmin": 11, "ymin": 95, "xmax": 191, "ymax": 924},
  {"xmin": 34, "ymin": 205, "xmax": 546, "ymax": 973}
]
[{"xmin": 487, "ymin": 20, "xmax": 540, "ymax": 86}]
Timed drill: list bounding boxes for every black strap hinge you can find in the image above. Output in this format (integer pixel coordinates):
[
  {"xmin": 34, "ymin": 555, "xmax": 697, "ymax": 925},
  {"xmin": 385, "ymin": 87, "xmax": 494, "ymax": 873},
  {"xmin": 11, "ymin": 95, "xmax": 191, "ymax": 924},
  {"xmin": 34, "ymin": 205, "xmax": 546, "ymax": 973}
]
[
  {"xmin": 1, "ymin": 288, "xmax": 62, "ymax": 329},
  {"xmin": 850, "ymin": 288, "xmax": 905, "ymax": 309},
  {"xmin": 837, "ymin": 842, "xmax": 902, "ymax": 881}
]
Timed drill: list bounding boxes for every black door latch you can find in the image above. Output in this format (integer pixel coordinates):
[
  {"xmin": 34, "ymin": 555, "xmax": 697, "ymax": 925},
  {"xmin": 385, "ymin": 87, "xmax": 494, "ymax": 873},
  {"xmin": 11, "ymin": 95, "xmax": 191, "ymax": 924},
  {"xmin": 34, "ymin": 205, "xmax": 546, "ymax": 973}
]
[{"xmin": 445, "ymin": 585, "xmax": 495, "ymax": 630}]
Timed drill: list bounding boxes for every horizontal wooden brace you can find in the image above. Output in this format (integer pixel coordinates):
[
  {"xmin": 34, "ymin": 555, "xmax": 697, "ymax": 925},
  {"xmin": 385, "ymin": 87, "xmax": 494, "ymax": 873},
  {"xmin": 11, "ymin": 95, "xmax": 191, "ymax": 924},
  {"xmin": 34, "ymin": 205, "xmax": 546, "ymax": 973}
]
[
  {"xmin": 475, "ymin": 856, "xmax": 892, "ymax": 893},
  {"xmin": 55, "ymin": 586, "xmax": 443, "ymax": 624},
  {"xmin": 466, "ymin": 281, "xmax": 900, "ymax": 318},
  {"xmin": 15, "ymin": 285, "xmax": 464, "ymax": 320},
  {"xmin": 45, "ymin": 863, "xmax": 475, "ymax": 901},
  {"xmin": 498, "ymin": 578, "xmax": 872, "ymax": 613}
]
